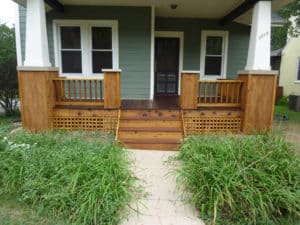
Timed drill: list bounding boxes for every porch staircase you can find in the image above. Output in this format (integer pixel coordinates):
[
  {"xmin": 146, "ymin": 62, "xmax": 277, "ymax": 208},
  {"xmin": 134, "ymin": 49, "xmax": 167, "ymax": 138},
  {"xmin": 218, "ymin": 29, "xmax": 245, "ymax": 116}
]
[{"xmin": 117, "ymin": 109, "xmax": 184, "ymax": 150}]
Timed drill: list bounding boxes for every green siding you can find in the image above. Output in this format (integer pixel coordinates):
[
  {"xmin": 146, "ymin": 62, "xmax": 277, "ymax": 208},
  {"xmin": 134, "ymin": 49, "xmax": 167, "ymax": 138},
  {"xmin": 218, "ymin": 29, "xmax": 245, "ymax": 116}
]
[
  {"xmin": 47, "ymin": 6, "xmax": 152, "ymax": 99},
  {"xmin": 156, "ymin": 17, "xmax": 250, "ymax": 79}
]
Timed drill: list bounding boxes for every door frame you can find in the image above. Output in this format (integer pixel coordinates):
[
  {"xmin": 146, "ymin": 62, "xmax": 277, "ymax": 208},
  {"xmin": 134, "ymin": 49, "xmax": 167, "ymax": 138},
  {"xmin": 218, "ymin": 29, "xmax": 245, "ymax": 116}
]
[{"xmin": 153, "ymin": 31, "xmax": 184, "ymax": 97}]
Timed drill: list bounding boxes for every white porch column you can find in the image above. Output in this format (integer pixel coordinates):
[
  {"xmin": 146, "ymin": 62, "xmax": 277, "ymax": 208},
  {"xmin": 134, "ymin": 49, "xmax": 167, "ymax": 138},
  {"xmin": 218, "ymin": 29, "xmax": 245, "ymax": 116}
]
[
  {"xmin": 245, "ymin": 1, "xmax": 271, "ymax": 71},
  {"xmin": 24, "ymin": 0, "xmax": 51, "ymax": 67}
]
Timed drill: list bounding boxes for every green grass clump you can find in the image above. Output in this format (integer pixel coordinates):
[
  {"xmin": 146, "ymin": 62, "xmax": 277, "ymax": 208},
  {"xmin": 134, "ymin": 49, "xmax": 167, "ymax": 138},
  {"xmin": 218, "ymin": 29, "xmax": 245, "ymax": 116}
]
[
  {"xmin": 176, "ymin": 134, "xmax": 300, "ymax": 225},
  {"xmin": 0, "ymin": 131, "xmax": 137, "ymax": 225}
]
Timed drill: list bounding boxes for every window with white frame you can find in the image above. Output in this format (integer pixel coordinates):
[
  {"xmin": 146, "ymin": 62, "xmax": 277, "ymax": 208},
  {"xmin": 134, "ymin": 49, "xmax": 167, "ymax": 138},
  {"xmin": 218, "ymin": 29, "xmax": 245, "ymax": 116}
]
[
  {"xmin": 200, "ymin": 30, "xmax": 228, "ymax": 79},
  {"xmin": 54, "ymin": 20, "xmax": 118, "ymax": 77}
]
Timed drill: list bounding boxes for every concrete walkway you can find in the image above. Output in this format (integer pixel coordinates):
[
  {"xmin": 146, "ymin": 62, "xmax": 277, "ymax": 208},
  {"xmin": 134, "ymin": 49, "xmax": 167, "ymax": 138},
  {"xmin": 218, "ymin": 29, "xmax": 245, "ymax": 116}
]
[{"xmin": 121, "ymin": 150, "xmax": 205, "ymax": 225}]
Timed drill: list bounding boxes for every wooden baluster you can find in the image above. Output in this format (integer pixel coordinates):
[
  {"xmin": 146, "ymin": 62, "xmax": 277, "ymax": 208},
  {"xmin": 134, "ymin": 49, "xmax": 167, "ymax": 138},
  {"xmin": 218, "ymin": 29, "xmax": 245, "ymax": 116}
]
[
  {"xmin": 61, "ymin": 80, "xmax": 65, "ymax": 101},
  {"xmin": 94, "ymin": 80, "xmax": 97, "ymax": 101},
  {"xmin": 209, "ymin": 82, "xmax": 213, "ymax": 103},
  {"xmin": 79, "ymin": 80, "xmax": 82, "ymax": 101},
  {"xmin": 204, "ymin": 82, "xmax": 207, "ymax": 104},
  {"xmin": 100, "ymin": 80, "xmax": 103, "ymax": 100},
  {"xmin": 237, "ymin": 82, "xmax": 241, "ymax": 104},
  {"xmin": 198, "ymin": 82, "xmax": 202, "ymax": 104},
  {"xmin": 84, "ymin": 80, "xmax": 87, "ymax": 100},
  {"xmin": 89, "ymin": 80, "xmax": 92, "ymax": 101},
  {"xmin": 226, "ymin": 83, "xmax": 229, "ymax": 103},
  {"xmin": 215, "ymin": 83, "xmax": 219, "ymax": 103},
  {"xmin": 67, "ymin": 80, "xmax": 71, "ymax": 101},
  {"xmin": 232, "ymin": 83, "xmax": 235, "ymax": 103},
  {"xmin": 73, "ymin": 80, "xmax": 76, "ymax": 100},
  {"xmin": 220, "ymin": 83, "xmax": 224, "ymax": 103}
]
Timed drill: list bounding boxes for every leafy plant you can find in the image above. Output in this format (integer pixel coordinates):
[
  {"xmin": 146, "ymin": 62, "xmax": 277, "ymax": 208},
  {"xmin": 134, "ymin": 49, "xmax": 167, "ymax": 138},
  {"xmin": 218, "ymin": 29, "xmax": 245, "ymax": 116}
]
[
  {"xmin": 0, "ymin": 131, "xmax": 138, "ymax": 225},
  {"xmin": 175, "ymin": 134, "xmax": 300, "ymax": 225},
  {"xmin": 0, "ymin": 23, "xmax": 18, "ymax": 116}
]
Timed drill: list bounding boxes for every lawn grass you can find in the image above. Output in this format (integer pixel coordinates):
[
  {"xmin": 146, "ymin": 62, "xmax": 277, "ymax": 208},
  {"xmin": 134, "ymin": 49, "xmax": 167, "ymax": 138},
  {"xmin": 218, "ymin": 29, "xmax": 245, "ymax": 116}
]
[
  {"xmin": 175, "ymin": 134, "xmax": 300, "ymax": 225},
  {"xmin": 0, "ymin": 116, "xmax": 138, "ymax": 225},
  {"xmin": 274, "ymin": 105, "xmax": 300, "ymax": 123}
]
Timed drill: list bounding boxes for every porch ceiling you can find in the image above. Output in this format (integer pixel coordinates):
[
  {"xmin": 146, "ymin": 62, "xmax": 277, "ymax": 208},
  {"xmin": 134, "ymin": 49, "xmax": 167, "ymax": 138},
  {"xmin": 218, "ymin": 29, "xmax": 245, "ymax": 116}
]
[{"xmin": 14, "ymin": 0, "xmax": 292, "ymax": 24}]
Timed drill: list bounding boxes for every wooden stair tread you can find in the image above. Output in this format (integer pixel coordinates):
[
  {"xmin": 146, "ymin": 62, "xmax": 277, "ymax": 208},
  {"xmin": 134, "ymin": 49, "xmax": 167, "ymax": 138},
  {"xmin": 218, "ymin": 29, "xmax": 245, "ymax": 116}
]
[
  {"xmin": 120, "ymin": 117, "xmax": 180, "ymax": 121},
  {"xmin": 120, "ymin": 138, "xmax": 182, "ymax": 144},
  {"xmin": 119, "ymin": 127, "xmax": 182, "ymax": 132}
]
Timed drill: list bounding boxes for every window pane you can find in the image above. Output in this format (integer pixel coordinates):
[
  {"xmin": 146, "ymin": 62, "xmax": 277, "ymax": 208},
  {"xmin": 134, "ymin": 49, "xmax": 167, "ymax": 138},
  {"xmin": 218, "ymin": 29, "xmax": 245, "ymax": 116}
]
[
  {"xmin": 60, "ymin": 27, "xmax": 81, "ymax": 49},
  {"xmin": 206, "ymin": 36, "xmax": 222, "ymax": 55},
  {"xmin": 298, "ymin": 60, "xmax": 300, "ymax": 80},
  {"xmin": 92, "ymin": 27, "xmax": 112, "ymax": 49},
  {"xmin": 92, "ymin": 51, "xmax": 112, "ymax": 73},
  {"xmin": 205, "ymin": 56, "xmax": 222, "ymax": 75},
  {"xmin": 61, "ymin": 51, "xmax": 82, "ymax": 73}
]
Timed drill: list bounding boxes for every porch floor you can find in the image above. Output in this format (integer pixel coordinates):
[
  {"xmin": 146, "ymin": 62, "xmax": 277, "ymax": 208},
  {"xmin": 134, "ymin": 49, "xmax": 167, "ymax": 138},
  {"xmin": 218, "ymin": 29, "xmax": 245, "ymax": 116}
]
[{"xmin": 121, "ymin": 96, "xmax": 180, "ymax": 109}]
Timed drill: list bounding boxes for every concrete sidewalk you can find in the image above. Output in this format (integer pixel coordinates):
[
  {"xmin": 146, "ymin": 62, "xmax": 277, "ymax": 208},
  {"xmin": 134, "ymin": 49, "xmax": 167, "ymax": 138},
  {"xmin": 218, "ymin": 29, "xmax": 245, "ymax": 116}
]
[{"xmin": 121, "ymin": 150, "xmax": 204, "ymax": 225}]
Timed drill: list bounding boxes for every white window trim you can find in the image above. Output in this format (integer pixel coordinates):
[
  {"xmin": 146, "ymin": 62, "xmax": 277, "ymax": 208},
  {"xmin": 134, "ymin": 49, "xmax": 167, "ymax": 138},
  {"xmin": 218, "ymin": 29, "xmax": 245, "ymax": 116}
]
[
  {"xmin": 53, "ymin": 19, "xmax": 119, "ymax": 78},
  {"xmin": 200, "ymin": 30, "xmax": 229, "ymax": 80},
  {"xmin": 154, "ymin": 31, "xmax": 184, "ymax": 95}
]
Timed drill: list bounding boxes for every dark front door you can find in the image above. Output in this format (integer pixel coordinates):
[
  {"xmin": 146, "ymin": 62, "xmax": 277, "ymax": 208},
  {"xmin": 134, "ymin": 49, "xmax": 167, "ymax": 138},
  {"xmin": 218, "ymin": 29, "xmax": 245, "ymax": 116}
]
[{"xmin": 155, "ymin": 37, "xmax": 180, "ymax": 95}]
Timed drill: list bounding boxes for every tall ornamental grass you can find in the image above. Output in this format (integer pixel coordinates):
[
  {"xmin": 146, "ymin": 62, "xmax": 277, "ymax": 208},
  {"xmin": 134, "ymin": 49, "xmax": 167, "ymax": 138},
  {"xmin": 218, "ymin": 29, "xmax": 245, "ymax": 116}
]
[
  {"xmin": 176, "ymin": 133, "xmax": 300, "ymax": 225},
  {"xmin": 0, "ymin": 131, "xmax": 137, "ymax": 225}
]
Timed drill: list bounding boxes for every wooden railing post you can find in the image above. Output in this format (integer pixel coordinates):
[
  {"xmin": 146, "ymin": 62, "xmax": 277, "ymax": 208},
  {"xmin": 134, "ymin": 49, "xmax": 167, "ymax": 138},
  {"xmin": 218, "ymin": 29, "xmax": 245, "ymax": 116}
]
[
  {"xmin": 18, "ymin": 67, "xmax": 59, "ymax": 131},
  {"xmin": 238, "ymin": 70, "xmax": 278, "ymax": 133},
  {"xmin": 180, "ymin": 71, "xmax": 199, "ymax": 109},
  {"xmin": 103, "ymin": 69, "xmax": 121, "ymax": 109}
]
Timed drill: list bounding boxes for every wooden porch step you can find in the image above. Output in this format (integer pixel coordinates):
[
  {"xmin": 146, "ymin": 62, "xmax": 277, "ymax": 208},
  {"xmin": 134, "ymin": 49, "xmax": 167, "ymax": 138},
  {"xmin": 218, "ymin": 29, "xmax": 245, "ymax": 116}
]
[
  {"xmin": 119, "ymin": 120, "xmax": 182, "ymax": 128},
  {"xmin": 119, "ymin": 127, "xmax": 182, "ymax": 132},
  {"xmin": 117, "ymin": 109, "xmax": 183, "ymax": 151},
  {"xmin": 118, "ymin": 131, "xmax": 183, "ymax": 139},
  {"xmin": 123, "ymin": 143, "xmax": 181, "ymax": 151},
  {"xmin": 121, "ymin": 109, "xmax": 180, "ymax": 120}
]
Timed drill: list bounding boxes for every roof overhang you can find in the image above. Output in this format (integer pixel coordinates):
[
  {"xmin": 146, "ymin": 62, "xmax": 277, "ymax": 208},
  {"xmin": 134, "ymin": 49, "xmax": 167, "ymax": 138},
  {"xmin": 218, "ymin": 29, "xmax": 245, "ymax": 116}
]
[{"xmin": 12, "ymin": 0, "xmax": 292, "ymax": 25}]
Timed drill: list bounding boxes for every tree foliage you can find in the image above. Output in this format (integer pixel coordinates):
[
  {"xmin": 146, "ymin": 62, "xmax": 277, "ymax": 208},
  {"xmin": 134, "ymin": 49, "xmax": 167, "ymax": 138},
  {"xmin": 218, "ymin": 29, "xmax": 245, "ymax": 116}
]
[
  {"xmin": 271, "ymin": 0, "xmax": 300, "ymax": 51},
  {"xmin": 0, "ymin": 23, "xmax": 18, "ymax": 116}
]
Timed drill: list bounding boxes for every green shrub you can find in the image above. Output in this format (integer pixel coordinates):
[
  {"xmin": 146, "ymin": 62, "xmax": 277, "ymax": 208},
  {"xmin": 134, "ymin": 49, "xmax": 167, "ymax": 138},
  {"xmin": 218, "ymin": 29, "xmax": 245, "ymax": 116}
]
[
  {"xmin": 0, "ymin": 131, "xmax": 137, "ymax": 225},
  {"xmin": 276, "ymin": 96, "xmax": 289, "ymax": 106},
  {"xmin": 175, "ymin": 134, "xmax": 300, "ymax": 225}
]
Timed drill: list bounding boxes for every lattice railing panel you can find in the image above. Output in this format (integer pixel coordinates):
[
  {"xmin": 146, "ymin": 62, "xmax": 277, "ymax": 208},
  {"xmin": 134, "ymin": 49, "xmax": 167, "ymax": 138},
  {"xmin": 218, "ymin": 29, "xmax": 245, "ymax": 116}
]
[
  {"xmin": 183, "ymin": 117, "xmax": 241, "ymax": 135},
  {"xmin": 52, "ymin": 116, "xmax": 118, "ymax": 132}
]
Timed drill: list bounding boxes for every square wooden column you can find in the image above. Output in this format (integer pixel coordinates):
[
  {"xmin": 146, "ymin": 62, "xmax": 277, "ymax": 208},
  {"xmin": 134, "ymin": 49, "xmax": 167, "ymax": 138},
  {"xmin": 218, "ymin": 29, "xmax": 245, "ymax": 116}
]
[
  {"xmin": 238, "ymin": 70, "xmax": 278, "ymax": 133},
  {"xmin": 180, "ymin": 71, "xmax": 199, "ymax": 109},
  {"xmin": 103, "ymin": 69, "xmax": 121, "ymax": 109},
  {"xmin": 18, "ymin": 67, "xmax": 59, "ymax": 131}
]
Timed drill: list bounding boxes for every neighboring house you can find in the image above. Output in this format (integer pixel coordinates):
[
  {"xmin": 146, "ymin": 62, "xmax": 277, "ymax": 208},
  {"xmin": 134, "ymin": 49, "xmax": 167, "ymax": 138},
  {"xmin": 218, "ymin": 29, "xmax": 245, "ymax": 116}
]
[
  {"xmin": 279, "ymin": 37, "xmax": 300, "ymax": 96},
  {"xmin": 11, "ymin": 0, "xmax": 292, "ymax": 149}
]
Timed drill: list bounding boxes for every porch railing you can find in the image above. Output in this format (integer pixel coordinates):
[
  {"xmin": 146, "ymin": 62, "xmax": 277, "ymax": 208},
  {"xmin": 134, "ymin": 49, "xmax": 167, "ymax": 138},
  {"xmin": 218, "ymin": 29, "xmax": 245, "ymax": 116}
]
[
  {"xmin": 197, "ymin": 80, "xmax": 244, "ymax": 107},
  {"xmin": 53, "ymin": 78, "xmax": 104, "ymax": 107}
]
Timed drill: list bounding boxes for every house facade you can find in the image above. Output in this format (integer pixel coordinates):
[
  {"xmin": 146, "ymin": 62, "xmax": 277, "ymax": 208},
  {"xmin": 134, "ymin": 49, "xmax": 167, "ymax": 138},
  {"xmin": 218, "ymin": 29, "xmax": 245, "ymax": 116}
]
[
  {"xmin": 12, "ymin": 0, "xmax": 291, "ymax": 149},
  {"xmin": 279, "ymin": 37, "xmax": 300, "ymax": 96}
]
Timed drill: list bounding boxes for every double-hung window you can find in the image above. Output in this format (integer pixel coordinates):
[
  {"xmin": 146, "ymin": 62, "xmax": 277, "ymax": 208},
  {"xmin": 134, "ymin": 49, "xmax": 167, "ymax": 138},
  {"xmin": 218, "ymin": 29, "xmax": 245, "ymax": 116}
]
[
  {"xmin": 200, "ymin": 30, "xmax": 228, "ymax": 79},
  {"xmin": 54, "ymin": 20, "xmax": 118, "ymax": 77},
  {"xmin": 297, "ymin": 58, "xmax": 300, "ymax": 82}
]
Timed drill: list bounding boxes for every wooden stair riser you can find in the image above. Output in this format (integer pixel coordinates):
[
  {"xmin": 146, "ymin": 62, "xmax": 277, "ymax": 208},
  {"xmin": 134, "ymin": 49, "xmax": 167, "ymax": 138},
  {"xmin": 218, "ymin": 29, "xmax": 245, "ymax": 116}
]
[
  {"xmin": 121, "ymin": 109, "xmax": 180, "ymax": 120},
  {"xmin": 118, "ymin": 131, "xmax": 183, "ymax": 139},
  {"xmin": 119, "ymin": 120, "xmax": 182, "ymax": 128},
  {"xmin": 122, "ymin": 143, "xmax": 180, "ymax": 151}
]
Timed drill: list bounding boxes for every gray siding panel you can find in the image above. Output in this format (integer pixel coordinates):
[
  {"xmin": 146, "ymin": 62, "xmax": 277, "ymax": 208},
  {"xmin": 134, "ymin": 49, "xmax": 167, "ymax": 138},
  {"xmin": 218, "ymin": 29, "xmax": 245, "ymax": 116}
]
[{"xmin": 156, "ymin": 17, "xmax": 250, "ymax": 79}]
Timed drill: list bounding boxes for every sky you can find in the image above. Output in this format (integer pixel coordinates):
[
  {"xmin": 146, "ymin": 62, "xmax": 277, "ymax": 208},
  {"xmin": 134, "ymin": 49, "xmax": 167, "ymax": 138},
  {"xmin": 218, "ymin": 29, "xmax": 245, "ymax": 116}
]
[{"xmin": 0, "ymin": 0, "xmax": 17, "ymax": 27}]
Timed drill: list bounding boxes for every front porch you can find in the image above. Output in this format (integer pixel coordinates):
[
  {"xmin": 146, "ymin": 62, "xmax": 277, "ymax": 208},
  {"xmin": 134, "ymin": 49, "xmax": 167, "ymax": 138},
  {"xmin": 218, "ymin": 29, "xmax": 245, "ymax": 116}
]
[{"xmin": 18, "ymin": 68, "xmax": 277, "ymax": 150}]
